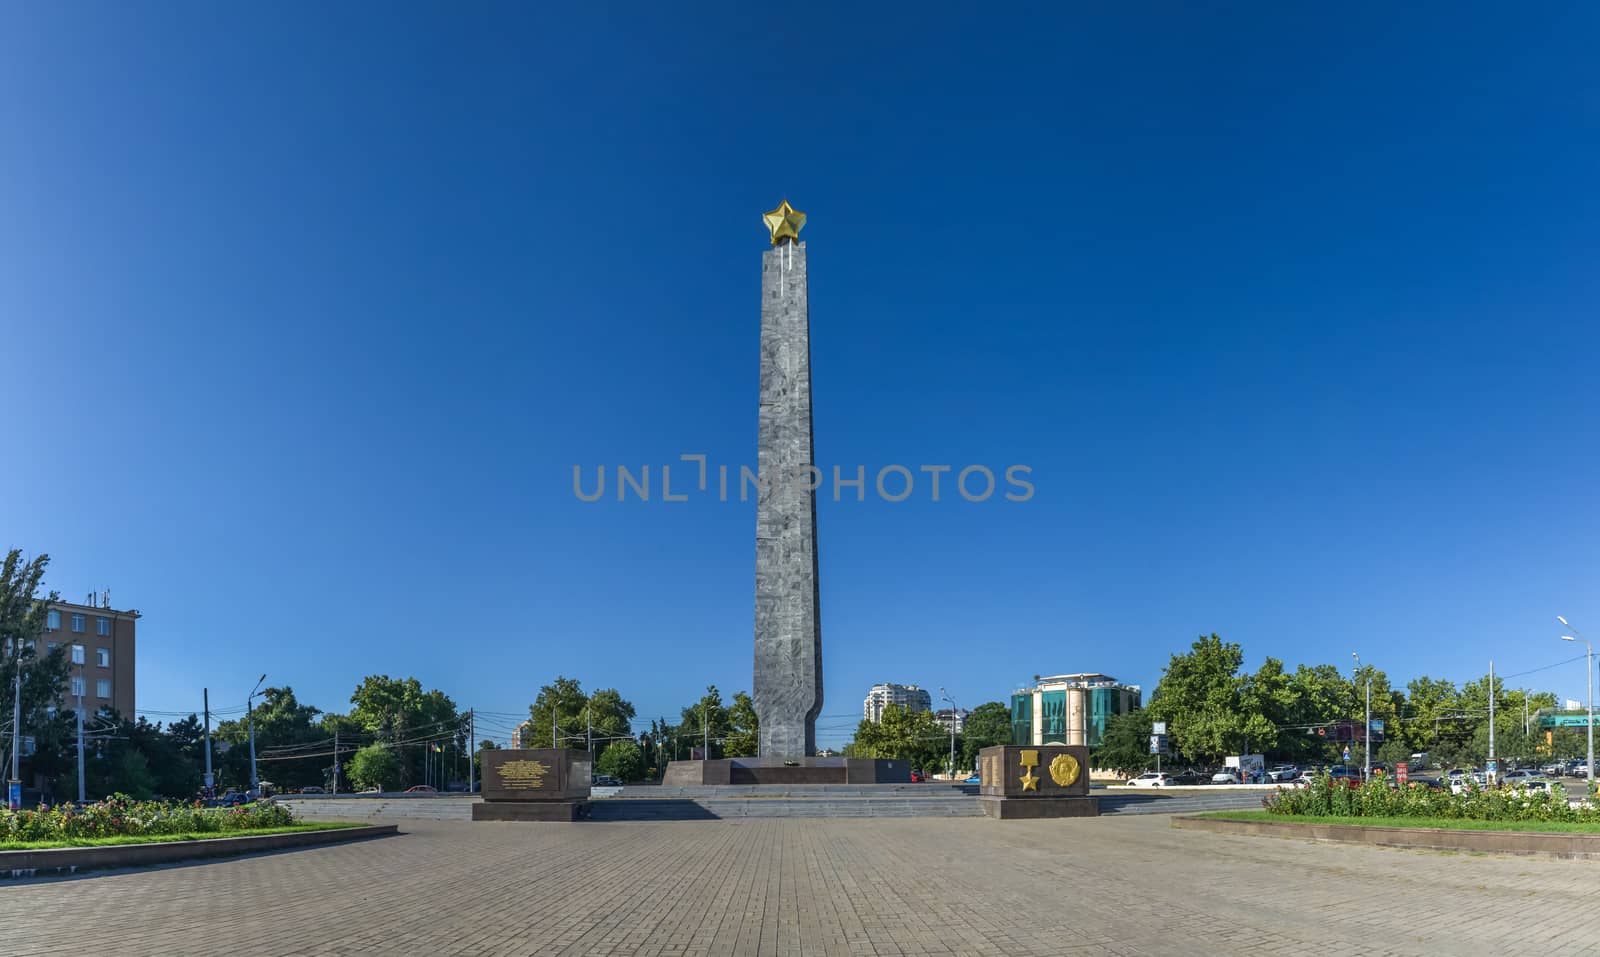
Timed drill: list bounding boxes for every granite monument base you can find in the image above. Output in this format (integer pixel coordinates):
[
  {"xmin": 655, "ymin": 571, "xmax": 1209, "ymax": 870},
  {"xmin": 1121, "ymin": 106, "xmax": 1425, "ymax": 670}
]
[
  {"xmin": 472, "ymin": 800, "xmax": 590, "ymax": 822},
  {"xmin": 975, "ymin": 744, "xmax": 1100, "ymax": 820},
  {"xmin": 474, "ymin": 748, "xmax": 592, "ymax": 823},
  {"xmin": 977, "ymin": 794, "xmax": 1100, "ymax": 819},
  {"xmin": 663, "ymin": 756, "xmax": 910, "ymax": 786}
]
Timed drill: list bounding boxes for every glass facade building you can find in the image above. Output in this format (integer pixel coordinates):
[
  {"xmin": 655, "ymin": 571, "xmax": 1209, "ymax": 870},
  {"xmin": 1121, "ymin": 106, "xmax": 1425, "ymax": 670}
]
[{"xmin": 1010, "ymin": 674, "xmax": 1141, "ymax": 749}]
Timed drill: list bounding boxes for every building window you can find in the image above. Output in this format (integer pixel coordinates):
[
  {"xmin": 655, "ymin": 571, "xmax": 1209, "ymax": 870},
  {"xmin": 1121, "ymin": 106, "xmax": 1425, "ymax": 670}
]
[
  {"xmin": 71, "ymin": 644, "xmax": 85, "ymax": 665},
  {"xmin": 70, "ymin": 676, "xmax": 85, "ymax": 697},
  {"xmin": 46, "ymin": 610, "xmax": 60, "ymax": 631},
  {"xmin": 46, "ymin": 641, "xmax": 59, "ymax": 654},
  {"xmin": 71, "ymin": 614, "xmax": 85, "ymax": 633},
  {"xmin": 96, "ymin": 679, "xmax": 111, "ymax": 699},
  {"xmin": 97, "ymin": 617, "xmax": 110, "ymax": 636},
  {"xmin": 96, "ymin": 647, "xmax": 110, "ymax": 667},
  {"xmin": 1010, "ymin": 693, "xmax": 1033, "ymax": 746}
]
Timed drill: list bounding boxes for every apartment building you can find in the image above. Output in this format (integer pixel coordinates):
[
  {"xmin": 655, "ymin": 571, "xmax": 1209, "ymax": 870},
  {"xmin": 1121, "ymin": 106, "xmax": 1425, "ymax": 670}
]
[
  {"xmin": 40, "ymin": 599, "xmax": 138, "ymax": 717},
  {"xmin": 862, "ymin": 683, "xmax": 932, "ymax": 723}
]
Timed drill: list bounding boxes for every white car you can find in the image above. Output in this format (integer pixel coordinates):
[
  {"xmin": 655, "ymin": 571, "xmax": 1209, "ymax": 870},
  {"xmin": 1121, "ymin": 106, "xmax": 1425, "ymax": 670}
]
[
  {"xmin": 1127, "ymin": 772, "xmax": 1172, "ymax": 788},
  {"xmin": 1212, "ymin": 770, "xmax": 1242, "ymax": 785}
]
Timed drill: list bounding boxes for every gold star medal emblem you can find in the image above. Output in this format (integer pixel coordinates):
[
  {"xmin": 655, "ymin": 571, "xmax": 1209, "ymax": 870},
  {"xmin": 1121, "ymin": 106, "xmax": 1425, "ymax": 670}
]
[
  {"xmin": 1019, "ymin": 749, "xmax": 1040, "ymax": 791},
  {"xmin": 763, "ymin": 199, "xmax": 806, "ymax": 246}
]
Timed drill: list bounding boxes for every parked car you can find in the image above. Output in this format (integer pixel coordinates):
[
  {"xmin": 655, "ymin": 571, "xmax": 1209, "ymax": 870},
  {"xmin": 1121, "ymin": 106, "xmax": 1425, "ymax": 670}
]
[
  {"xmin": 1211, "ymin": 769, "xmax": 1242, "ymax": 785},
  {"xmin": 1501, "ymin": 769, "xmax": 1538, "ymax": 786},
  {"xmin": 592, "ymin": 775, "xmax": 621, "ymax": 787},
  {"xmin": 404, "ymin": 785, "xmax": 436, "ymax": 793},
  {"xmin": 1169, "ymin": 770, "xmax": 1208, "ymax": 786},
  {"xmin": 964, "ymin": 774, "xmax": 981, "ymax": 784},
  {"xmin": 909, "ymin": 770, "xmax": 925, "ymax": 783},
  {"xmin": 1266, "ymin": 766, "xmax": 1300, "ymax": 783},
  {"xmin": 1128, "ymin": 772, "xmax": 1173, "ymax": 788},
  {"xmin": 359, "ymin": 786, "xmax": 381, "ymax": 794},
  {"xmin": 300, "ymin": 786, "xmax": 325, "ymax": 795},
  {"xmin": 1451, "ymin": 773, "xmax": 1487, "ymax": 795}
]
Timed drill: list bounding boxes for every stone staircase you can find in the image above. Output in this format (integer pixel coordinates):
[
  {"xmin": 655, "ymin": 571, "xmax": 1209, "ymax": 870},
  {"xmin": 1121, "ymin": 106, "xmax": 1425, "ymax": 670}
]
[{"xmin": 283, "ymin": 785, "xmax": 1268, "ymax": 822}]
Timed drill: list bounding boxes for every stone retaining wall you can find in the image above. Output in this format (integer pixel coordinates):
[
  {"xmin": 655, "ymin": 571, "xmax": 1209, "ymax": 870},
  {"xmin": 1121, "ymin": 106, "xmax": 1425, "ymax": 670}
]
[{"xmin": 1, "ymin": 825, "xmax": 397, "ymax": 878}]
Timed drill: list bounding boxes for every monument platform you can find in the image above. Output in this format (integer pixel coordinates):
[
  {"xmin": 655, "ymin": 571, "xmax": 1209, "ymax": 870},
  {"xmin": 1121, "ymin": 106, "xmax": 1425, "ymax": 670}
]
[
  {"xmin": 975, "ymin": 744, "xmax": 1100, "ymax": 820},
  {"xmin": 662, "ymin": 756, "xmax": 911, "ymax": 786}
]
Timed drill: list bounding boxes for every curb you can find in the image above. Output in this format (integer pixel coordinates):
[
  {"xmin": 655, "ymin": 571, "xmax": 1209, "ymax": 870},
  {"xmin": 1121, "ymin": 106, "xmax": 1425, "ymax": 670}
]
[
  {"xmin": 0, "ymin": 824, "xmax": 398, "ymax": 879},
  {"xmin": 1173, "ymin": 815, "xmax": 1600, "ymax": 859}
]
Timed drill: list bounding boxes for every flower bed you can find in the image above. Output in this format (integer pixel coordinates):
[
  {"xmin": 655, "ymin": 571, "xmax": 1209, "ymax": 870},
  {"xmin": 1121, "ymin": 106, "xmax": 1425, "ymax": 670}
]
[
  {"xmin": 0, "ymin": 793, "xmax": 296, "ymax": 843},
  {"xmin": 1263, "ymin": 773, "xmax": 1598, "ymax": 823}
]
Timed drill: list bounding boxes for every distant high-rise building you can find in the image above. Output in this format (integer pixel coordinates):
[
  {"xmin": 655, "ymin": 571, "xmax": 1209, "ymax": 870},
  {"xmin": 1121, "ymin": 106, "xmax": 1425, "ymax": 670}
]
[
  {"xmin": 510, "ymin": 723, "xmax": 525, "ymax": 750},
  {"xmin": 863, "ymin": 683, "xmax": 932, "ymax": 723},
  {"xmin": 1010, "ymin": 673, "xmax": 1140, "ymax": 749},
  {"xmin": 1568, "ymin": 699, "xmax": 1584, "ymax": 712},
  {"xmin": 934, "ymin": 708, "xmax": 968, "ymax": 735}
]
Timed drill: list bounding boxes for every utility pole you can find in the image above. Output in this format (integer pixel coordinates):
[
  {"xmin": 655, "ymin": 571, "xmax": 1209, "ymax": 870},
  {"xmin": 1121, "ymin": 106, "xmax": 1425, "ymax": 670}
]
[
  {"xmin": 552, "ymin": 701, "xmax": 558, "ymax": 749},
  {"xmin": 203, "ymin": 688, "xmax": 213, "ymax": 794},
  {"xmin": 76, "ymin": 684, "xmax": 85, "ymax": 803},
  {"xmin": 333, "ymin": 729, "xmax": 340, "ymax": 795},
  {"xmin": 586, "ymin": 704, "xmax": 592, "ymax": 753},
  {"xmin": 703, "ymin": 704, "xmax": 709, "ymax": 760},
  {"xmin": 1488, "ymin": 660, "xmax": 1496, "ymax": 785},
  {"xmin": 248, "ymin": 673, "xmax": 266, "ymax": 794},
  {"xmin": 468, "ymin": 709, "xmax": 475, "ymax": 794},
  {"xmin": 940, "ymin": 688, "xmax": 958, "ymax": 779}
]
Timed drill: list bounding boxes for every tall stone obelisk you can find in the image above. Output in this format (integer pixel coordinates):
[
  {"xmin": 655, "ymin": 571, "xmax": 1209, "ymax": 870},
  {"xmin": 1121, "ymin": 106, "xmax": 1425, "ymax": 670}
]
[{"xmin": 753, "ymin": 200, "xmax": 823, "ymax": 757}]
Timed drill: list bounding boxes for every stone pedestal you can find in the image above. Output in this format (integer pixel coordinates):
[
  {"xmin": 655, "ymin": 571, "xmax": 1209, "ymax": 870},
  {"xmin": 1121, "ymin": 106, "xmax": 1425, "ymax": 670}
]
[
  {"xmin": 975, "ymin": 745, "xmax": 1100, "ymax": 820},
  {"xmin": 471, "ymin": 748, "xmax": 591, "ymax": 822},
  {"xmin": 662, "ymin": 756, "xmax": 910, "ymax": 786}
]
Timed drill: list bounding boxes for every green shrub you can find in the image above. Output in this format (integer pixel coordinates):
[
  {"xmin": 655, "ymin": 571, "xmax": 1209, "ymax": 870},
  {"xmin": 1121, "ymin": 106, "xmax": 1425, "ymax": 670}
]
[{"xmin": 1263, "ymin": 773, "xmax": 1597, "ymax": 824}]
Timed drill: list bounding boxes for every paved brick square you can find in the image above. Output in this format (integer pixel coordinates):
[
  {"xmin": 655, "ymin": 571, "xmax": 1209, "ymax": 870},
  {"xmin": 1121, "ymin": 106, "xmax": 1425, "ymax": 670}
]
[{"xmin": 5, "ymin": 814, "xmax": 1600, "ymax": 956}]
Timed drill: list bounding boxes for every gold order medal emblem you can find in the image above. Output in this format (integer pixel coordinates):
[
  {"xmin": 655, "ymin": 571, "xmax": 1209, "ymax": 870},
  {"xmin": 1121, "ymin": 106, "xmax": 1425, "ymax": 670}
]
[{"xmin": 1049, "ymin": 753, "xmax": 1080, "ymax": 787}]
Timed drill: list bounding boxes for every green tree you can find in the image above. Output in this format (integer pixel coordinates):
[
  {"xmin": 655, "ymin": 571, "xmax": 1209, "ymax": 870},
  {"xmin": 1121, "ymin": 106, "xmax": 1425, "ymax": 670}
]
[
  {"xmin": 1146, "ymin": 634, "xmax": 1247, "ymax": 764},
  {"xmin": 595, "ymin": 740, "xmax": 646, "ymax": 781},
  {"xmin": 526, "ymin": 676, "xmax": 591, "ymax": 751},
  {"xmin": 680, "ymin": 686, "xmax": 732, "ymax": 759},
  {"xmin": 1092, "ymin": 709, "xmax": 1155, "ymax": 776},
  {"xmin": 585, "ymin": 687, "xmax": 637, "ymax": 756},
  {"xmin": 959, "ymin": 701, "xmax": 1011, "ymax": 769},
  {"xmin": 725, "ymin": 692, "xmax": 759, "ymax": 757},
  {"xmin": 346, "ymin": 744, "xmax": 400, "ymax": 791},
  {"xmin": 847, "ymin": 704, "xmax": 946, "ymax": 771},
  {"xmin": 0, "ymin": 550, "xmax": 73, "ymax": 789},
  {"xmin": 349, "ymin": 675, "xmax": 459, "ymax": 788}
]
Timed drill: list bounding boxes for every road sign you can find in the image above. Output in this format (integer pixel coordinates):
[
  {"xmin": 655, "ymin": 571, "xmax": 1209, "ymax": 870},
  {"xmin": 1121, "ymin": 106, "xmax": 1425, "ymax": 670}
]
[
  {"xmin": 1342, "ymin": 747, "xmax": 1352, "ymax": 762},
  {"xmin": 7, "ymin": 781, "xmax": 19, "ymax": 811},
  {"xmin": 1149, "ymin": 734, "xmax": 1168, "ymax": 755},
  {"xmin": 1396, "ymin": 762, "xmax": 1409, "ymax": 785},
  {"xmin": 1151, "ymin": 722, "xmax": 1167, "ymax": 736}
]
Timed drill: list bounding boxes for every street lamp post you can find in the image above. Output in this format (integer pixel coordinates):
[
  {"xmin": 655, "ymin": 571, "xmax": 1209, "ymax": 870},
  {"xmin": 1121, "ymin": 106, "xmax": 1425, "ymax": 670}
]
[
  {"xmin": 9, "ymin": 633, "xmax": 22, "ymax": 810},
  {"xmin": 940, "ymin": 688, "xmax": 958, "ymax": 778},
  {"xmin": 1560, "ymin": 617, "xmax": 1594, "ymax": 784},
  {"xmin": 1352, "ymin": 652, "xmax": 1371, "ymax": 781},
  {"xmin": 247, "ymin": 673, "xmax": 266, "ymax": 794}
]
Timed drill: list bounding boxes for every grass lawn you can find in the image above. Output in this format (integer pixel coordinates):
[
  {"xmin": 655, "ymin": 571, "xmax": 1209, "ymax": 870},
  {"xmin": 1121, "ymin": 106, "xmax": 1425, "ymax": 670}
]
[
  {"xmin": 1197, "ymin": 810, "xmax": 1600, "ymax": 833},
  {"xmin": 0, "ymin": 821, "xmax": 363, "ymax": 851}
]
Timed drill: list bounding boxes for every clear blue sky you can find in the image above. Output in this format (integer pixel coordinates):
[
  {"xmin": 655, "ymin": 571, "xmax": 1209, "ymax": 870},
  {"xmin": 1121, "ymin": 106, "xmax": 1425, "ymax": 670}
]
[{"xmin": 4, "ymin": 5, "xmax": 1597, "ymax": 747}]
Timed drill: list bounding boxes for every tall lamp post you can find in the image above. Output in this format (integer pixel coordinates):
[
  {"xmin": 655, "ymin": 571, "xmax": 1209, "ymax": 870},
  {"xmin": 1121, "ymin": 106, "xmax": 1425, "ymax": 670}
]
[
  {"xmin": 1560, "ymin": 617, "xmax": 1594, "ymax": 784},
  {"xmin": 1352, "ymin": 652, "xmax": 1371, "ymax": 781},
  {"xmin": 247, "ymin": 673, "xmax": 266, "ymax": 794},
  {"xmin": 939, "ymin": 688, "xmax": 958, "ymax": 778},
  {"xmin": 9, "ymin": 632, "xmax": 22, "ymax": 811}
]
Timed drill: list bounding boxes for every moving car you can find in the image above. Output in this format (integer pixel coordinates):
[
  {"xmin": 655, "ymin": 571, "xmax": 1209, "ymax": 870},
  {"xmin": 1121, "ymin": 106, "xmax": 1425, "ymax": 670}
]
[
  {"xmin": 405, "ymin": 785, "xmax": 436, "ymax": 793},
  {"xmin": 1266, "ymin": 765, "xmax": 1300, "ymax": 783},
  {"xmin": 1211, "ymin": 769, "xmax": 1242, "ymax": 785},
  {"xmin": 1128, "ymin": 772, "xmax": 1173, "ymax": 788},
  {"xmin": 1169, "ymin": 770, "xmax": 1208, "ymax": 786}
]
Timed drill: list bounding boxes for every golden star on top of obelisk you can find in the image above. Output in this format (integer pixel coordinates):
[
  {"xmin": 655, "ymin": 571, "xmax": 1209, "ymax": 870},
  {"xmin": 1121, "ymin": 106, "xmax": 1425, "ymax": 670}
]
[{"xmin": 763, "ymin": 199, "xmax": 806, "ymax": 246}]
